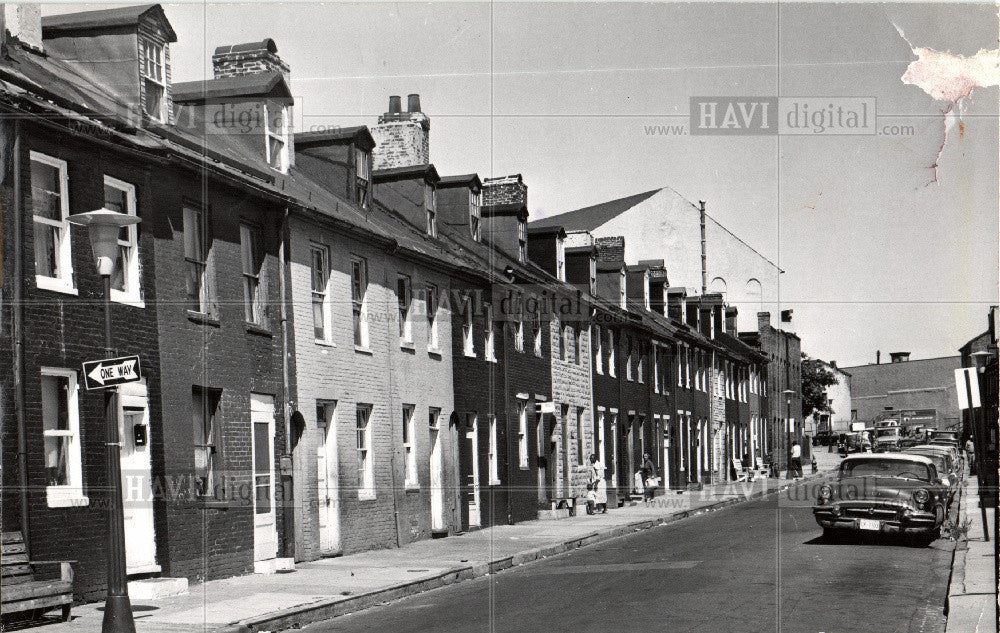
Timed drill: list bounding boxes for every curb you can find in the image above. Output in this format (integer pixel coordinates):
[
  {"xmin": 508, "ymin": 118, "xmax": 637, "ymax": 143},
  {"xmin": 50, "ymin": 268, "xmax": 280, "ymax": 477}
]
[
  {"xmin": 944, "ymin": 482, "xmax": 969, "ymax": 618},
  {"xmin": 232, "ymin": 473, "xmax": 830, "ymax": 632}
]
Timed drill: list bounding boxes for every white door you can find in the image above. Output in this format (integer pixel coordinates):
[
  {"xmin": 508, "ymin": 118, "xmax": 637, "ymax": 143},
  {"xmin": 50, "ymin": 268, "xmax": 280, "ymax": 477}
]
[
  {"xmin": 119, "ymin": 381, "xmax": 158, "ymax": 575},
  {"xmin": 251, "ymin": 394, "xmax": 277, "ymax": 563},
  {"xmin": 429, "ymin": 411, "xmax": 445, "ymax": 531},
  {"xmin": 316, "ymin": 403, "xmax": 340, "ymax": 554},
  {"xmin": 467, "ymin": 417, "xmax": 481, "ymax": 527}
]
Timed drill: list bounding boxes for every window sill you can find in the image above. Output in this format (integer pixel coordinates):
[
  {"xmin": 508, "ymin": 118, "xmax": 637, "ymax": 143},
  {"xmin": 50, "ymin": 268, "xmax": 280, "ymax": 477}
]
[
  {"xmin": 35, "ymin": 276, "xmax": 77, "ymax": 296},
  {"xmin": 488, "ymin": 480, "xmax": 502, "ymax": 487},
  {"xmin": 464, "ymin": 350, "xmax": 476, "ymax": 359},
  {"xmin": 427, "ymin": 348, "xmax": 442, "ymax": 358},
  {"xmin": 358, "ymin": 491, "xmax": 377, "ymax": 501},
  {"xmin": 198, "ymin": 499, "xmax": 230, "ymax": 510},
  {"xmin": 485, "ymin": 356, "xmax": 498, "ymax": 364},
  {"xmin": 245, "ymin": 323, "xmax": 273, "ymax": 337},
  {"xmin": 46, "ymin": 489, "xmax": 89, "ymax": 508},
  {"xmin": 315, "ymin": 339, "xmax": 336, "ymax": 348},
  {"xmin": 404, "ymin": 486, "xmax": 421, "ymax": 494},
  {"xmin": 187, "ymin": 310, "xmax": 220, "ymax": 327},
  {"xmin": 110, "ymin": 289, "xmax": 145, "ymax": 308},
  {"xmin": 355, "ymin": 345, "xmax": 373, "ymax": 356},
  {"xmin": 400, "ymin": 340, "xmax": 415, "ymax": 350}
]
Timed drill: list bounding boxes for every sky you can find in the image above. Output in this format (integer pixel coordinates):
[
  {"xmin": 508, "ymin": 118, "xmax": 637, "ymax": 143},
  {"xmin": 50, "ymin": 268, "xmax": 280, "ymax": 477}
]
[{"xmin": 43, "ymin": 1, "xmax": 1000, "ymax": 366}]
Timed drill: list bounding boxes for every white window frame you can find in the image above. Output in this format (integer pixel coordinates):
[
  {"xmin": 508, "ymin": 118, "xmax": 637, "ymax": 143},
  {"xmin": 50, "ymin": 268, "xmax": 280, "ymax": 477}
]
[
  {"xmin": 263, "ymin": 102, "xmax": 290, "ymax": 174},
  {"xmin": 402, "ymin": 404, "xmax": 418, "ymax": 489},
  {"xmin": 351, "ymin": 257, "xmax": 369, "ymax": 350},
  {"xmin": 426, "ymin": 284, "xmax": 439, "ymax": 351},
  {"xmin": 534, "ymin": 311, "xmax": 543, "ymax": 357},
  {"xmin": 517, "ymin": 219, "xmax": 527, "ymax": 262},
  {"xmin": 355, "ymin": 147, "xmax": 371, "ymax": 208},
  {"xmin": 556, "ymin": 236, "xmax": 566, "ymax": 282},
  {"xmin": 514, "ymin": 301, "xmax": 524, "ymax": 353},
  {"xmin": 488, "ymin": 415, "xmax": 500, "ymax": 485},
  {"xmin": 356, "ymin": 404, "xmax": 375, "ymax": 499},
  {"xmin": 104, "ymin": 175, "xmax": 142, "ymax": 306},
  {"xmin": 397, "ymin": 274, "xmax": 413, "ymax": 346},
  {"xmin": 239, "ymin": 223, "xmax": 265, "ymax": 325},
  {"xmin": 310, "ymin": 244, "xmax": 332, "ymax": 343},
  {"xmin": 484, "ymin": 303, "xmax": 496, "ymax": 362},
  {"xmin": 183, "ymin": 206, "xmax": 215, "ymax": 317},
  {"xmin": 41, "ymin": 368, "xmax": 87, "ymax": 507},
  {"xmin": 576, "ymin": 407, "xmax": 586, "ymax": 466},
  {"xmin": 463, "ymin": 297, "xmax": 475, "ymax": 357},
  {"xmin": 469, "ymin": 189, "xmax": 481, "ymax": 241},
  {"xmin": 594, "ymin": 325, "xmax": 603, "ymax": 375},
  {"xmin": 652, "ymin": 345, "xmax": 659, "ymax": 393},
  {"xmin": 425, "ymin": 184, "xmax": 437, "ymax": 237},
  {"xmin": 517, "ymin": 399, "xmax": 528, "ymax": 468},
  {"xmin": 31, "ymin": 152, "xmax": 75, "ymax": 294},
  {"xmin": 677, "ymin": 344, "xmax": 683, "ymax": 388},
  {"xmin": 139, "ymin": 38, "xmax": 167, "ymax": 122},
  {"xmin": 607, "ymin": 329, "xmax": 616, "ymax": 377}
]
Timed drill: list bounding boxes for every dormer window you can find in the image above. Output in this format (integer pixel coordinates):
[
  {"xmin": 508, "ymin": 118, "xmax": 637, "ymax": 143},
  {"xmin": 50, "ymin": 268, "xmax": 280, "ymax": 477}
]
[
  {"xmin": 469, "ymin": 189, "xmax": 481, "ymax": 241},
  {"xmin": 264, "ymin": 102, "xmax": 289, "ymax": 173},
  {"xmin": 589, "ymin": 256, "xmax": 597, "ymax": 295},
  {"xmin": 556, "ymin": 236, "xmax": 566, "ymax": 282},
  {"xmin": 425, "ymin": 184, "xmax": 437, "ymax": 237},
  {"xmin": 355, "ymin": 148, "xmax": 371, "ymax": 208},
  {"xmin": 517, "ymin": 219, "xmax": 527, "ymax": 262},
  {"xmin": 140, "ymin": 39, "xmax": 167, "ymax": 122},
  {"xmin": 643, "ymin": 273, "xmax": 651, "ymax": 310},
  {"xmin": 619, "ymin": 270, "xmax": 626, "ymax": 309}
]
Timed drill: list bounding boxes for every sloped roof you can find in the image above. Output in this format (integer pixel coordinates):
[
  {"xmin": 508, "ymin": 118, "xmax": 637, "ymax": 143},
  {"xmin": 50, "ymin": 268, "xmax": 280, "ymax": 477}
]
[
  {"xmin": 42, "ymin": 4, "xmax": 177, "ymax": 42},
  {"xmin": 528, "ymin": 188, "xmax": 661, "ymax": 231},
  {"xmin": 173, "ymin": 71, "xmax": 292, "ymax": 105},
  {"xmin": 295, "ymin": 126, "xmax": 375, "ymax": 150}
]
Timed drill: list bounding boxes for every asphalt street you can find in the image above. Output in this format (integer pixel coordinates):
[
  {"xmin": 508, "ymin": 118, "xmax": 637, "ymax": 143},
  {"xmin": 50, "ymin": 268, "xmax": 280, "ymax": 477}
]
[{"xmin": 305, "ymin": 478, "xmax": 955, "ymax": 633}]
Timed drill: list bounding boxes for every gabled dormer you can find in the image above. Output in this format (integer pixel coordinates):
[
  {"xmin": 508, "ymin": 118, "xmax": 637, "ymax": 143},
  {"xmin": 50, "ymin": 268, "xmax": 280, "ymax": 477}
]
[
  {"xmin": 437, "ymin": 174, "xmax": 483, "ymax": 242},
  {"xmin": 526, "ymin": 225, "xmax": 567, "ymax": 281},
  {"xmin": 42, "ymin": 4, "xmax": 177, "ymax": 125},
  {"xmin": 295, "ymin": 127, "xmax": 376, "ymax": 208},
  {"xmin": 667, "ymin": 287, "xmax": 688, "ymax": 324},
  {"xmin": 563, "ymin": 230, "xmax": 598, "ymax": 296},
  {"xmin": 482, "ymin": 174, "xmax": 529, "ymax": 262},
  {"xmin": 373, "ymin": 164, "xmax": 441, "ymax": 237}
]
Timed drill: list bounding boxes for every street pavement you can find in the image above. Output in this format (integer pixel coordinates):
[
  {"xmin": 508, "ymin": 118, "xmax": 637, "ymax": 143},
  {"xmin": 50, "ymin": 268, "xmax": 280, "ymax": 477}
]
[{"xmin": 304, "ymin": 472, "xmax": 955, "ymax": 633}]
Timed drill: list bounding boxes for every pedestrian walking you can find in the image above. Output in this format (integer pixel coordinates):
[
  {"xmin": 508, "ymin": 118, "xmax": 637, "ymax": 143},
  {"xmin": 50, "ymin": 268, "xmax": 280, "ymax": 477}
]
[
  {"xmin": 641, "ymin": 453, "xmax": 658, "ymax": 502},
  {"xmin": 965, "ymin": 438, "xmax": 976, "ymax": 475},
  {"xmin": 790, "ymin": 441, "xmax": 803, "ymax": 479},
  {"xmin": 588, "ymin": 453, "xmax": 608, "ymax": 513}
]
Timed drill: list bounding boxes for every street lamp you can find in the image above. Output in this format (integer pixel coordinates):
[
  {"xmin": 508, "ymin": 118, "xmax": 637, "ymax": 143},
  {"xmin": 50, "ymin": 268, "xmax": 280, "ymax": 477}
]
[
  {"xmin": 783, "ymin": 389, "xmax": 796, "ymax": 478},
  {"xmin": 68, "ymin": 209, "xmax": 141, "ymax": 633}
]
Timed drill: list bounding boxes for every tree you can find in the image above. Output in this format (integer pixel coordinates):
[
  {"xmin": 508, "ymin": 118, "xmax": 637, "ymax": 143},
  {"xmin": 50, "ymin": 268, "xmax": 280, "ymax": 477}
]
[{"xmin": 801, "ymin": 353, "xmax": 838, "ymax": 419}]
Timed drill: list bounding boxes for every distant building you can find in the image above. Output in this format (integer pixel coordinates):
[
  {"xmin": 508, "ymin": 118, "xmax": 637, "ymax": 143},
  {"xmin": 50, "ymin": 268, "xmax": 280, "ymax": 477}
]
[
  {"xmin": 810, "ymin": 361, "xmax": 852, "ymax": 433},
  {"xmin": 841, "ymin": 354, "xmax": 962, "ymax": 431}
]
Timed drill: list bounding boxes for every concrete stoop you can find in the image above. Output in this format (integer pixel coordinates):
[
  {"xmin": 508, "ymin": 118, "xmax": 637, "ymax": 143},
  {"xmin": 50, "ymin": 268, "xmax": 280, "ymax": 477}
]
[
  {"xmin": 127, "ymin": 576, "xmax": 189, "ymax": 600},
  {"xmin": 537, "ymin": 508, "xmax": 571, "ymax": 520},
  {"xmin": 253, "ymin": 557, "xmax": 296, "ymax": 575}
]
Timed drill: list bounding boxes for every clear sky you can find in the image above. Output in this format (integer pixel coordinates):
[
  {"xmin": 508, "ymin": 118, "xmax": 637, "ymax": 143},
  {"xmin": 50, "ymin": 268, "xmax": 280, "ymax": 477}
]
[{"xmin": 44, "ymin": 2, "xmax": 1000, "ymax": 366}]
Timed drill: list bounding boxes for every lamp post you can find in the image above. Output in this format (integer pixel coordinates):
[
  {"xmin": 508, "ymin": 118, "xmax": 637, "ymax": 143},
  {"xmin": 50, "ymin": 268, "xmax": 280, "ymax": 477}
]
[
  {"xmin": 970, "ymin": 349, "xmax": 992, "ymax": 541},
  {"xmin": 68, "ymin": 209, "xmax": 141, "ymax": 633},
  {"xmin": 783, "ymin": 389, "xmax": 796, "ymax": 478}
]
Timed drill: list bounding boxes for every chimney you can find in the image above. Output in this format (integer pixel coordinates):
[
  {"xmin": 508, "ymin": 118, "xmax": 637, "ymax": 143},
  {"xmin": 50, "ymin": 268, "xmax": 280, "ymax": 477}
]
[
  {"xmin": 725, "ymin": 306, "xmax": 738, "ymax": 334},
  {"xmin": 595, "ymin": 236, "xmax": 625, "ymax": 266},
  {"xmin": 481, "ymin": 174, "xmax": 528, "ymax": 260},
  {"xmin": 212, "ymin": 39, "xmax": 290, "ymax": 83},
  {"xmin": 890, "ymin": 352, "xmax": 910, "ymax": 363},
  {"xmin": 758, "ymin": 311, "xmax": 770, "ymax": 330},
  {"xmin": 876, "ymin": 350, "xmax": 881, "ymax": 364},
  {"xmin": 2, "ymin": 3, "xmax": 42, "ymax": 52},
  {"xmin": 371, "ymin": 93, "xmax": 430, "ymax": 170}
]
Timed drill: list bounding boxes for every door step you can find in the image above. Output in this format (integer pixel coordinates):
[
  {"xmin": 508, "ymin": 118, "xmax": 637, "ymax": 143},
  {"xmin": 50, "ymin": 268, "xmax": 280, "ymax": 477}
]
[
  {"xmin": 538, "ymin": 508, "xmax": 570, "ymax": 520},
  {"xmin": 128, "ymin": 577, "xmax": 189, "ymax": 600},
  {"xmin": 254, "ymin": 557, "xmax": 296, "ymax": 574}
]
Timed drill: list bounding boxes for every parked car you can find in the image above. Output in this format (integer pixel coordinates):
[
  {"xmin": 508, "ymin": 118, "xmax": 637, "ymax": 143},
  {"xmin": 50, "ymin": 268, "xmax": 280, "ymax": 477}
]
[
  {"xmin": 926, "ymin": 430, "xmax": 960, "ymax": 448},
  {"xmin": 903, "ymin": 446, "xmax": 959, "ymax": 502},
  {"xmin": 814, "ymin": 431, "xmax": 837, "ymax": 446},
  {"xmin": 812, "ymin": 454, "xmax": 949, "ymax": 544},
  {"xmin": 872, "ymin": 427, "xmax": 901, "ymax": 452}
]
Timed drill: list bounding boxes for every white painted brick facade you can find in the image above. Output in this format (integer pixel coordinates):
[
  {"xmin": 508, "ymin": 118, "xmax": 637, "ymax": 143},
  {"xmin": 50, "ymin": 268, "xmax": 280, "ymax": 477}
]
[{"xmin": 548, "ymin": 318, "xmax": 594, "ymax": 500}]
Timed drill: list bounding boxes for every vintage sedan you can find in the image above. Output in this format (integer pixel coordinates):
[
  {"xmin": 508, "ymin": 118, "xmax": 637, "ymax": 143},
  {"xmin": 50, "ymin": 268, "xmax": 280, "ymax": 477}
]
[
  {"xmin": 872, "ymin": 427, "xmax": 901, "ymax": 452},
  {"xmin": 813, "ymin": 454, "xmax": 948, "ymax": 544},
  {"xmin": 904, "ymin": 445, "xmax": 959, "ymax": 502}
]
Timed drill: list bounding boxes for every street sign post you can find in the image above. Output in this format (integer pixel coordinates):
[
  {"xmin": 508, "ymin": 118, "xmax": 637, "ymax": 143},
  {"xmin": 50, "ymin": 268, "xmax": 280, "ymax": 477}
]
[{"xmin": 82, "ymin": 356, "xmax": 141, "ymax": 391}]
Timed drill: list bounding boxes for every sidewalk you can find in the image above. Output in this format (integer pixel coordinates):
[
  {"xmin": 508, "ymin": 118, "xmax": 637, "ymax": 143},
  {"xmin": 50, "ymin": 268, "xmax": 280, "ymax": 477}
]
[
  {"xmin": 945, "ymin": 476, "xmax": 998, "ymax": 633},
  {"xmin": 27, "ymin": 469, "xmax": 830, "ymax": 633}
]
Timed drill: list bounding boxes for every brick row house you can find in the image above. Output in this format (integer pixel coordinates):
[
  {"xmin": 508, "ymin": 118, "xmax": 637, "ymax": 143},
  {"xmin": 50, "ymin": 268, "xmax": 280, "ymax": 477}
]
[{"xmin": 1, "ymin": 2, "xmax": 786, "ymax": 608}]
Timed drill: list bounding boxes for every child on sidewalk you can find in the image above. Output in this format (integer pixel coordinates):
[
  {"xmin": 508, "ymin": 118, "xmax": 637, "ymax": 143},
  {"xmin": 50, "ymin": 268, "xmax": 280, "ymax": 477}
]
[{"xmin": 585, "ymin": 483, "xmax": 598, "ymax": 515}]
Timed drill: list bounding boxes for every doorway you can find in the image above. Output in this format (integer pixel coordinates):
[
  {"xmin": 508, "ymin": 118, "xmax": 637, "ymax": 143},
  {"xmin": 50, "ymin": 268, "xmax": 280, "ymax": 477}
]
[
  {"xmin": 119, "ymin": 380, "xmax": 158, "ymax": 575},
  {"xmin": 466, "ymin": 415, "xmax": 481, "ymax": 528},
  {"xmin": 429, "ymin": 408, "xmax": 445, "ymax": 532},
  {"xmin": 251, "ymin": 394, "xmax": 277, "ymax": 564},
  {"xmin": 316, "ymin": 401, "xmax": 340, "ymax": 555}
]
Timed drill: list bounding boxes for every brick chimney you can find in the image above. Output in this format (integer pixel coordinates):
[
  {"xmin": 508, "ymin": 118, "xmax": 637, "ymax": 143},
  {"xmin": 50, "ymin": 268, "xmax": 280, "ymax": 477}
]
[
  {"xmin": 371, "ymin": 94, "xmax": 430, "ymax": 170},
  {"xmin": 757, "ymin": 311, "xmax": 771, "ymax": 330},
  {"xmin": 725, "ymin": 306, "xmax": 738, "ymax": 334},
  {"xmin": 480, "ymin": 174, "xmax": 528, "ymax": 260},
  {"xmin": 212, "ymin": 38, "xmax": 290, "ymax": 82},
  {"xmin": 2, "ymin": 3, "xmax": 42, "ymax": 51},
  {"xmin": 595, "ymin": 236, "xmax": 625, "ymax": 265}
]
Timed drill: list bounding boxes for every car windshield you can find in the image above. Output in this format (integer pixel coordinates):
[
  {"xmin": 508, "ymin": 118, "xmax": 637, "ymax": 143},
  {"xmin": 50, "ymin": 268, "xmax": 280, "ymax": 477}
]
[
  {"xmin": 907, "ymin": 453, "xmax": 947, "ymax": 471},
  {"xmin": 840, "ymin": 459, "xmax": 931, "ymax": 481},
  {"xmin": 875, "ymin": 429, "xmax": 898, "ymax": 438}
]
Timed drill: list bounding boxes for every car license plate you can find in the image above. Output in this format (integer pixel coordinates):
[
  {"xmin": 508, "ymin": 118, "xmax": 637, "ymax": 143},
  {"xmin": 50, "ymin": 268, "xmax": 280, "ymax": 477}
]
[{"xmin": 858, "ymin": 519, "xmax": 880, "ymax": 531}]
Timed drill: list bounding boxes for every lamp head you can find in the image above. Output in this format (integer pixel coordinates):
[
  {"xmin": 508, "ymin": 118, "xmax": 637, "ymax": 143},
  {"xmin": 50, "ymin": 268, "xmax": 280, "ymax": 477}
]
[{"xmin": 67, "ymin": 209, "xmax": 141, "ymax": 276}]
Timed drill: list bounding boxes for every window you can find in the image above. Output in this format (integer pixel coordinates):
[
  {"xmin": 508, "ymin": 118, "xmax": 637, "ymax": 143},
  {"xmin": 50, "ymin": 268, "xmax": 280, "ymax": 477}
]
[
  {"xmin": 192, "ymin": 386, "xmax": 220, "ymax": 497},
  {"xmin": 402, "ymin": 405, "xmax": 417, "ymax": 488},
  {"xmin": 685, "ymin": 346, "xmax": 691, "ymax": 389},
  {"xmin": 556, "ymin": 237, "xmax": 566, "ymax": 281},
  {"xmin": 514, "ymin": 299, "xmax": 524, "ymax": 352},
  {"xmin": 398, "ymin": 275, "xmax": 412, "ymax": 344},
  {"xmin": 355, "ymin": 148, "xmax": 371, "ymax": 208},
  {"xmin": 637, "ymin": 342, "xmax": 645, "ymax": 383},
  {"xmin": 30, "ymin": 153, "xmax": 73, "ymax": 292},
  {"xmin": 619, "ymin": 270, "xmax": 627, "ymax": 308},
  {"xmin": 351, "ymin": 258, "xmax": 369, "ymax": 348},
  {"xmin": 488, "ymin": 415, "xmax": 500, "ymax": 485},
  {"xmin": 104, "ymin": 176, "xmax": 141, "ymax": 304},
  {"xmin": 625, "ymin": 336, "xmax": 633, "ymax": 381},
  {"xmin": 517, "ymin": 399, "xmax": 528, "ymax": 468},
  {"xmin": 484, "ymin": 303, "xmax": 496, "ymax": 362},
  {"xmin": 533, "ymin": 311, "xmax": 543, "ymax": 357},
  {"xmin": 264, "ymin": 102, "xmax": 289, "ymax": 173},
  {"xmin": 425, "ymin": 184, "xmax": 437, "ymax": 237},
  {"xmin": 575, "ymin": 327, "xmax": 582, "ymax": 365},
  {"xmin": 469, "ymin": 189, "xmax": 481, "ymax": 241},
  {"xmin": 311, "ymin": 245, "xmax": 331, "ymax": 341},
  {"xmin": 41, "ymin": 369, "xmax": 85, "ymax": 506},
  {"xmin": 556, "ymin": 317, "xmax": 565, "ymax": 360},
  {"xmin": 589, "ymin": 256, "xmax": 597, "ymax": 295},
  {"xmin": 594, "ymin": 325, "xmax": 603, "ymax": 374},
  {"xmin": 517, "ymin": 218, "xmax": 527, "ymax": 262},
  {"xmin": 607, "ymin": 329, "xmax": 616, "ymax": 377},
  {"xmin": 426, "ymin": 284, "xmax": 439, "ymax": 350},
  {"xmin": 139, "ymin": 39, "xmax": 167, "ymax": 122},
  {"xmin": 677, "ymin": 344, "xmax": 683, "ymax": 388},
  {"xmin": 356, "ymin": 405, "xmax": 374, "ymax": 499},
  {"xmin": 240, "ymin": 224, "xmax": 266, "ymax": 326},
  {"xmin": 576, "ymin": 408, "xmax": 585, "ymax": 465},
  {"xmin": 652, "ymin": 345, "xmax": 659, "ymax": 393},
  {"xmin": 463, "ymin": 296, "xmax": 475, "ymax": 357},
  {"xmin": 566, "ymin": 325, "xmax": 575, "ymax": 363},
  {"xmin": 183, "ymin": 207, "xmax": 216, "ymax": 316}
]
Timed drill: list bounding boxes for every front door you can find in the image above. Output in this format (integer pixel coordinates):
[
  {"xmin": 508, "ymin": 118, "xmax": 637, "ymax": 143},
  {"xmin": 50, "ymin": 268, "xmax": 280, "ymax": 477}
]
[
  {"xmin": 537, "ymin": 413, "xmax": 549, "ymax": 505},
  {"xmin": 119, "ymin": 380, "xmax": 158, "ymax": 575},
  {"xmin": 429, "ymin": 409, "xmax": 445, "ymax": 531},
  {"xmin": 466, "ymin": 415, "xmax": 481, "ymax": 527},
  {"xmin": 316, "ymin": 402, "xmax": 340, "ymax": 555},
  {"xmin": 251, "ymin": 394, "xmax": 277, "ymax": 563}
]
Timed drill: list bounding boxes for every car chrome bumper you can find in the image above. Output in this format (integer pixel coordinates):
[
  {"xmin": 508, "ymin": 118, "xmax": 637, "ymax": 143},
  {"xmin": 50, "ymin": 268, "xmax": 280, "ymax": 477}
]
[{"xmin": 812, "ymin": 505, "xmax": 939, "ymax": 534}]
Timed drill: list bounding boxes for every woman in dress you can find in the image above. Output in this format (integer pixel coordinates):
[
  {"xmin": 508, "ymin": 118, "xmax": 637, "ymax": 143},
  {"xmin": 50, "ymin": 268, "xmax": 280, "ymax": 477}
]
[{"xmin": 588, "ymin": 453, "xmax": 608, "ymax": 513}]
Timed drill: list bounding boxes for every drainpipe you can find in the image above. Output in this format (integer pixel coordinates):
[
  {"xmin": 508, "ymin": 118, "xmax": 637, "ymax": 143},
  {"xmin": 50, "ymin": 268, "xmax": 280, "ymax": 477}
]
[
  {"xmin": 699, "ymin": 201, "xmax": 707, "ymax": 295},
  {"xmin": 10, "ymin": 118, "xmax": 29, "ymax": 553},
  {"xmin": 278, "ymin": 208, "xmax": 294, "ymax": 559}
]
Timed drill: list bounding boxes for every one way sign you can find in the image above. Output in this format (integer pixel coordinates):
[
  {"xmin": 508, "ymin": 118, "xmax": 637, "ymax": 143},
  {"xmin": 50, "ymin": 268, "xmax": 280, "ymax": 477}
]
[
  {"xmin": 954, "ymin": 367, "xmax": 981, "ymax": 410},
  {"xmin": 82, "ymin": 355, "xmax": 141, "ymax": 390}
]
